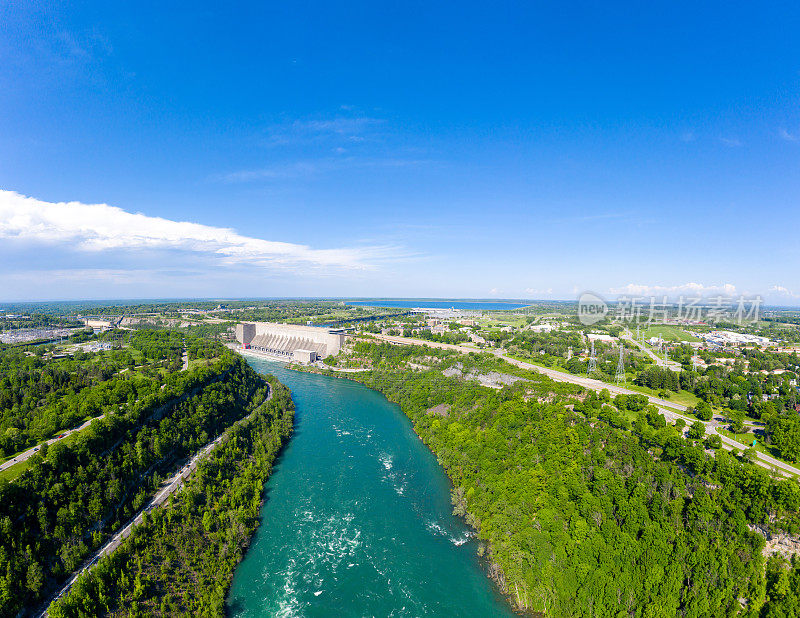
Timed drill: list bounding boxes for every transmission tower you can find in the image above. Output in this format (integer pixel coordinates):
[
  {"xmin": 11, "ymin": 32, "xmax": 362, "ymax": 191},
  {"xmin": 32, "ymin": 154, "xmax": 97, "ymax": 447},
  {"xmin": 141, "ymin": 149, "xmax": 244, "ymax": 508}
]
[
  {"xmin": 615, "ymin": 343, "xmax": 626, "ymax": 384},
  {"xmin": 587, "ymin": 340, "xmax": 597, "ymax": 377},
  {"xmin": 692, "ymin": 354, "xmax": 699, "ymax": 372}
]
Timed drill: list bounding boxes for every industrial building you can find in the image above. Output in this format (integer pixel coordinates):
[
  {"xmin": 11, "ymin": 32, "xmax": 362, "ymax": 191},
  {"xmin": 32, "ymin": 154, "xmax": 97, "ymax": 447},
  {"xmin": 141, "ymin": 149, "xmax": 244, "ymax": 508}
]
[{"xmin": 235, "ymin": 322, "xmax": 345, "ymax": 359}]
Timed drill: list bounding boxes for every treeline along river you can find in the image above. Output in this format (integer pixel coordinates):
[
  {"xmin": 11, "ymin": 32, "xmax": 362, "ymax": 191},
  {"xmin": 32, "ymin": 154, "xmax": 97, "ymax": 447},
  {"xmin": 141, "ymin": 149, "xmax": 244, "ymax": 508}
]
[{"xmin": 226, "ymin": 356, "xmax": 513, "ymax": 617}]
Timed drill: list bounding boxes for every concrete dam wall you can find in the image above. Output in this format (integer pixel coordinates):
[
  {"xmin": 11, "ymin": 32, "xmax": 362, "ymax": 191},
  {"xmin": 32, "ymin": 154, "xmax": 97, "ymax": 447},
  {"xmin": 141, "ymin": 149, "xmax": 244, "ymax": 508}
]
[{"xmin": 235, "ymin": 322, "xmax": 345, "ymax": 359}]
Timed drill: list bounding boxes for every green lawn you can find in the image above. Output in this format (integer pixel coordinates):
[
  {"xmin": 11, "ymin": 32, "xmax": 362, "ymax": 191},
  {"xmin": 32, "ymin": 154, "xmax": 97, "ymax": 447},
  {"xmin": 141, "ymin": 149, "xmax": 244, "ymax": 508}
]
[
  {"xmin": 621, "ymin": 383, "xmax": 703, "ymax": 408},
  {"xmin": 717, "ymin": 427, "xmax": 761, "ymax": 449},
  {"xmin": 716, "ymin": 428, "xmax": 797, "ymax": 474},
  {"xmin": 505, "ymin": 354, "xmax": 704, "ymax": 411},
  {"xmin": 506, "ymin": 353, "xmax": 564, "ymax": 372},
  {"xmin": 642, "ymin": 325, "xmax": 700, "ymax": 343},
  {"xmin": 0, "ymin": 456, "xmax": 34, "ymax": 482},
  {"xmin": 480, "ymin": 317, "xmax": 529, "ymax": 329}
]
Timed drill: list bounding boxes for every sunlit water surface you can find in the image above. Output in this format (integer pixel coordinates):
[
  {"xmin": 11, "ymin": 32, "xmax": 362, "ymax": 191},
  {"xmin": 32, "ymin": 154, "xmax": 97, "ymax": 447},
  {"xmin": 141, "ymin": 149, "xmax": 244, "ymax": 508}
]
[{"xmin": 226, "ymin": 357, "xmax": 514, "ymax": 617}]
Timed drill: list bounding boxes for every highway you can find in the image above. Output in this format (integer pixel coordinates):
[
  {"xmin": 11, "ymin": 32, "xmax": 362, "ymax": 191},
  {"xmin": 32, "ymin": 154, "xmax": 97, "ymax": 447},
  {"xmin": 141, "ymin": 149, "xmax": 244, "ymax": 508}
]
[
  {"xmin": 38, "ymin": 385, "xmax": 271, "ymax": 616},
  {"xmin": 372, "ymin": 334, "xmax": 800, "ymax": 478},
  {"xmin": 0, "ymin": 414, "xmax": 107, "ymax": 473}
]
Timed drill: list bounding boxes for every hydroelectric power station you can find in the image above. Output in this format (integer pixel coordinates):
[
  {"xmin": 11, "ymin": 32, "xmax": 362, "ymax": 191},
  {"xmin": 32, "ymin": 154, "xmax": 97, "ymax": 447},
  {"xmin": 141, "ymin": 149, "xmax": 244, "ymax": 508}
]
[{"xmin": 235, "ymin": 322, "xmax": 345, "ymax": 362}]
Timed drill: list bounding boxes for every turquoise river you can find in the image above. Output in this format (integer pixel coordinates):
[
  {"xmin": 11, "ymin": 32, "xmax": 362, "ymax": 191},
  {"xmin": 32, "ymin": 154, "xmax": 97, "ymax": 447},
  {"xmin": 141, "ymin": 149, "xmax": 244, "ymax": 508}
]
[{"xmin": 226, "ymin": 356, "xmax": 515, "ymax": 617}]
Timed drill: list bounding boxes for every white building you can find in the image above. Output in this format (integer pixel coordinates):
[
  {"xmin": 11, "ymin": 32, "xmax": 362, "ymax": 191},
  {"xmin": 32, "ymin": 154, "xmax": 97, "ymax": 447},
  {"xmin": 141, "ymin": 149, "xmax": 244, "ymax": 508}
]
[
  {"xmin": 588, "ymin": 333, "xmax": 617, "ymax": 343},
  {"xmin": 292, "ymin": 349, "xmax": 318, "ymax": 364},
  {"xmin": 702, "ymin": 330, "xmax": 771, "ymax": 347}
]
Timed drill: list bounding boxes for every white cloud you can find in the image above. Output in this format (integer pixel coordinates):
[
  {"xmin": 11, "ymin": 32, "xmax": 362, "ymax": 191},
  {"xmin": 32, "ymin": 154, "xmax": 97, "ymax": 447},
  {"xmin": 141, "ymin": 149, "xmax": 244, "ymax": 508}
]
[
  {"xmin": 769, "ymin": 285, "xmax": 800, "ymax": 298},
  {"xmin": 217, "ymin": 157, "xmax": 428, "ymax": 183},
  {"xmin": 608, "ymin": 282, "xmax": 739, "ymax": 297},
  {"xmin": 263, "ymin": 116, "xmax": 384, "ymax": 147},
  {"xmin": 0, "ymin": 190, "xmax": 402, "ymax": 271},
  {"xmin": 779, "ymin": 129, "xmax": 799, "ymax": 143},
  {"xmin": 719, "ymin": 137, "xmax": 742, "ymax": 147},
  {"xmin": 292, "ymin": 117, "xmax": 383, "ymax": 135},
  {"xmin": 525, "ymin": 287, "xmax": 553, "ymax": 296}
]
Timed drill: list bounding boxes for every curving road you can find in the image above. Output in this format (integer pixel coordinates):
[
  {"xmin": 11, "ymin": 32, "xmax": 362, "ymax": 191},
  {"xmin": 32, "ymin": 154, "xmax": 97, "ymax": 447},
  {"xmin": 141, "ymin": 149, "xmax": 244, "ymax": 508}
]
[{"xmin": 372, "ymin": 334, "xmax": 800, "ymax": 478}]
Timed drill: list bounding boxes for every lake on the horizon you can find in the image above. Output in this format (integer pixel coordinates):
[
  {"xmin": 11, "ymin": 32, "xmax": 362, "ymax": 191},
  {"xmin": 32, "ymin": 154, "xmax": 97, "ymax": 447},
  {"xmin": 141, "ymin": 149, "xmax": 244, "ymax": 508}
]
[
  {"xmin": 226, "ymin": 357, "xmax": 514, "ymax": 617},
  {"xmin": 346, "ymin": 299, "xmax": 529, "ymax": 311}
]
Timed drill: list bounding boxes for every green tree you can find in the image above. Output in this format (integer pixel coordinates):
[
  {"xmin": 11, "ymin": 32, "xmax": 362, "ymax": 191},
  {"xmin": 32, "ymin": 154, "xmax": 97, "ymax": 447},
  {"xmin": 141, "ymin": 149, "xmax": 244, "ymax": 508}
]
[
  {"xmin": 26, "ymin": 562, "xmax": 43, "ymax": 595},
  {"xmin": 687, "ymin": 421, "xmax": 705, "ymax": 440}
]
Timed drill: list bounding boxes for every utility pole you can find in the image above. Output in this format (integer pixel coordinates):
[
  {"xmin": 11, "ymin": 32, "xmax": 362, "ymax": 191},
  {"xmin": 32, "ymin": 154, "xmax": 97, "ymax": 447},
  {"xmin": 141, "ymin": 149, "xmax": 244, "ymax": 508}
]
[
  {"xmin": 587, "ymin": 339, "xmax": 596, "ymax": 377},
  {"xmin": 615, "ymin": 343, "xmax": 625, "ymax": 384}
]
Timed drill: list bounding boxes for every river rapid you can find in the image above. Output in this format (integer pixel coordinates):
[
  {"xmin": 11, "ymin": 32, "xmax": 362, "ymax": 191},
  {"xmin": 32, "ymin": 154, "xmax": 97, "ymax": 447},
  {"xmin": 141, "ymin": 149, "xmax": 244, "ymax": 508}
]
[{"xmin": 226, "ymin": 357, "xmax": 514, "ymax": 617}]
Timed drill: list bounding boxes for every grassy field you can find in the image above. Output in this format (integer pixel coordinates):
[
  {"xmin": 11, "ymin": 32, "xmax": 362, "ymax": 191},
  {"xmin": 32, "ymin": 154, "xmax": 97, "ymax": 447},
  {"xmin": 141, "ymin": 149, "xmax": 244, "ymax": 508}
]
[
  {"xmin": 716, "ymin": 427, "xmax": 798, "ymax": 474},
  {"xmin": 480, "ymin": 315, "xmax": 530, "ymax": 328},
  {"xmin": 504, "ymin": 354, "xmax": 707, "ymax": 412},
  {"xmin": 0, "ymin": 413, "xmax": 102, "ymax": 468},
  {"xmin": 0, "ymin": 456, "xmax": 34, "ymax": 482},
  {"xmin": 0, "ymin": 419, "xmax": 101, "ymax": 481},
  {"xmin": 642, "ymin": 325, "xmax": 701, "ymax": 343},
  {"xmin": 187, "ymin": 358, "xmax": 213, "ymax": 371},
  {"xmin": 621, "ymin": 383, "xmax": 703, "ymax": 408},
  {"xmin": 717, "ymin": 427, "xmax": 760, "ymax": 449}
]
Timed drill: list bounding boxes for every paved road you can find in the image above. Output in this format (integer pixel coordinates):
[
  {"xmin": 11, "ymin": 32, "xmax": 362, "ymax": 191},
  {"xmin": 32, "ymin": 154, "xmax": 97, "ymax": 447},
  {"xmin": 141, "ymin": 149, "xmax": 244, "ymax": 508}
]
[
  {"xmin": 374, "ymin": 334, "xmax": 688, "ymax": 409},
  {"xmin": 621, "ymin": 328, "xmax": 682, "ymax": 371},
  {"xmin": 39, "ymin": 385, "xmax": 271, "ymax": 616},
  {"xmin": 0, "ymin": 414, "xmax": 108, "ymax": 473},
  {"xmin": 372, "ymin": 334, "xmax": 800, "ymax": 478}
]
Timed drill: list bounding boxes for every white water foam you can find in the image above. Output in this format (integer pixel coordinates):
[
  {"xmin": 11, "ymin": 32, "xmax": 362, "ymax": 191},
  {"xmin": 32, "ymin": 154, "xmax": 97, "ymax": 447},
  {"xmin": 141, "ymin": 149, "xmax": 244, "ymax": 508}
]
[
  {"xmin": 269, "ymin": 508, "xmax": 363, "ymax": 615},
  {"xmin": 426, "ymin": 520, "xmax": 475, "ymax": 546},
  {"xmin": 379, "ymin": 452, "xmax": 393, "ymax": 470}
]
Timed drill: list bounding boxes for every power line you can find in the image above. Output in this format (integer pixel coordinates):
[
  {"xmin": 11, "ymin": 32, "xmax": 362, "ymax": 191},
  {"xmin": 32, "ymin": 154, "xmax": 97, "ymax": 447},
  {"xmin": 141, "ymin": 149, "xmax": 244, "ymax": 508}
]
[{"xmin": 615, "ymin": 343, "xmax": 625, "ymax": 385}]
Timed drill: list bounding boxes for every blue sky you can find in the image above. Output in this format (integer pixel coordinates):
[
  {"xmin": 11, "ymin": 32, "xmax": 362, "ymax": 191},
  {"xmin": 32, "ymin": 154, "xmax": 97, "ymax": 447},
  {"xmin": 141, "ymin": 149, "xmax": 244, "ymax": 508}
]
[{"xmin": 1, "ymin": 1, "xmax": 799, "ymax": 303}]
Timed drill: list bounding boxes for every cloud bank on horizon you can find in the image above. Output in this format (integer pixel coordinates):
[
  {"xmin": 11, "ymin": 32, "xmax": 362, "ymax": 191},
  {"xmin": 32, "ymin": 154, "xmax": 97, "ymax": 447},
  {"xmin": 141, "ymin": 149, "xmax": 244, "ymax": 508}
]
[
  {"xmin": 0, "ymin": 188, "xmax": 796, "ymax": 304},
  {"xmin": 0, "ymin": 190, "xmax": 399, "ymax": 271}
]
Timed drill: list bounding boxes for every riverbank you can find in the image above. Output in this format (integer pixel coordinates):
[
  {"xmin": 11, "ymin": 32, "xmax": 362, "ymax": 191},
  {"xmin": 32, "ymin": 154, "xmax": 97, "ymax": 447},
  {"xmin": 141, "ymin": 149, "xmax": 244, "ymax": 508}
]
[
  {"xmin": 278, "ymin": 361, "xmax": 526, "ymax": 613},
  {"xmin": 48, "ymin": 375, "xmax": 294, "ymax": 616},
  {"xmin": 282, "ymin": 341, "xmax": 800, "ymax": 615},
  {"xmin": 226, "ymin": 355, "xmax": 515, "ymax": 617}
]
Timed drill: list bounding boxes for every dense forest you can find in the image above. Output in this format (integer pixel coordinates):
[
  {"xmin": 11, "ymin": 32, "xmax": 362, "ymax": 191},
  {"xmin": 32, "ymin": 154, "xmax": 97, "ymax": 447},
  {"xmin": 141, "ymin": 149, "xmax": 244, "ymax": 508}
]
[
  {"xmin": 0, "ymin": 337, "xmax": 270, "ymax": 617},
  {"xmin": 0, "ymin": 348, "xmax": 132, "ymax": 454},
  {"xmin": 48, "ymin": 376, "xmax": 294, "ymax": 617},
  {"xmin": 0, "ymin": 331, "xmax": 215, "ymax": 456},
  {"xmin": 334, "ymin": 341, "xmax": 800, "ymax": 616},
  {"xmin": 485, "ymin": 326, "xmax": 800, "ymax": 464}
]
